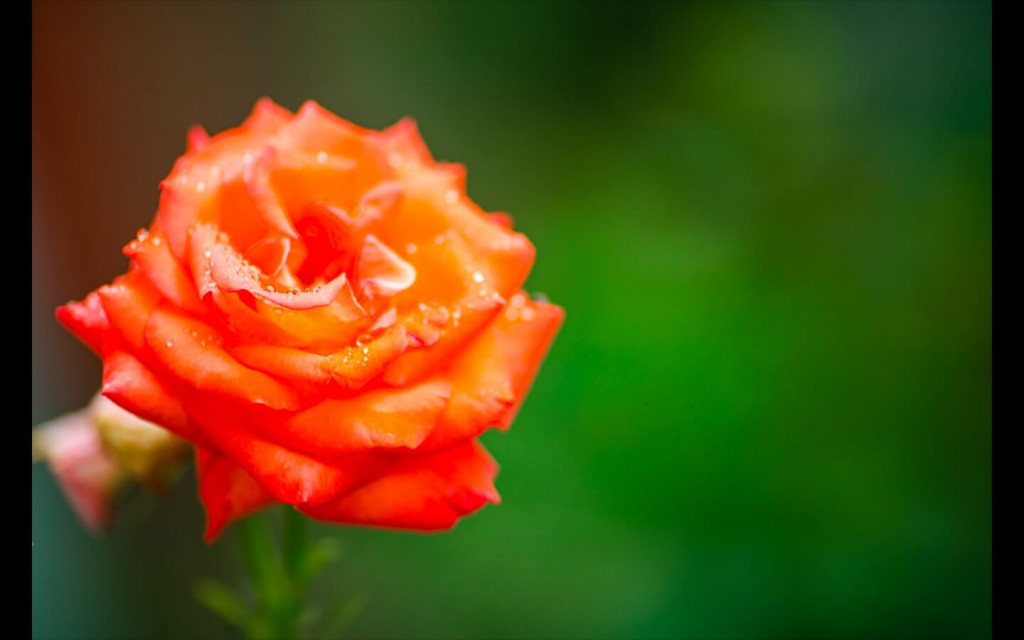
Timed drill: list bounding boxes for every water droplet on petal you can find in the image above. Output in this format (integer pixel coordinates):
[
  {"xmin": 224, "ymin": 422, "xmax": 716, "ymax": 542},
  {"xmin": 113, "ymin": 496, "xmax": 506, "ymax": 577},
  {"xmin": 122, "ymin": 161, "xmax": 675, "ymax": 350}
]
[
  {"xmin": 196, "ymin": 181, "xmax": 206, "ymax": 192},
  {"xmin": 388, "ymin": 152, "xmax": 402, "ymax": 167},
  {"xmin": 316, "ymin": 151, "xmax": 328, "ymax": 164},
  {"xmin": 472, "ymin": 271, "xmax": 485, "ymax": 283},
  {"xmin": 445, "ymin": 189, "xmax": 459, "ymax": 204},
  {"xmin": 165, "ymin": 340, "xmax": 174, "ymax": 348},
  {"xmin": 406, "ymin": 243, "xmax": 418, "ymax": 255}
]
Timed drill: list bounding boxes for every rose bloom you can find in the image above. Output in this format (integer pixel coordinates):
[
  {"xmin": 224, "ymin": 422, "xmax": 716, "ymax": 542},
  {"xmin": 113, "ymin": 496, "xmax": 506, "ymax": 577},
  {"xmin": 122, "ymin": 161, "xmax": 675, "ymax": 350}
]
[{"xmin": 57, "ymin": 98, "xmax": 563, "ymax": 541}]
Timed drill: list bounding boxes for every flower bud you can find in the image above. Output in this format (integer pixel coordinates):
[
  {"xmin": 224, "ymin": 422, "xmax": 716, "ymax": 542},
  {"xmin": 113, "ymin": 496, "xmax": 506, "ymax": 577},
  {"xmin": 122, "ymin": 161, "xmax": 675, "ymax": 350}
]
[{"xmin": 33, "ymin": 393, "xmax": 191, "ymax": 532}]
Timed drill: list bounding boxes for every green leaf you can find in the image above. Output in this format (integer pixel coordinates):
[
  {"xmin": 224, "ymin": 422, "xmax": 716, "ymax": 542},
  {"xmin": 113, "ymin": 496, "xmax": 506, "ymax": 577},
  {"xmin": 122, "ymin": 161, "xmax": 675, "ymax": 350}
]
[
  {"xmin": 193, "ymin": 579, "xmax": 250, "ymax": 629},
  {"xmin": 298, "ymin": 537, "xmax": 344, "ymax": 584}
]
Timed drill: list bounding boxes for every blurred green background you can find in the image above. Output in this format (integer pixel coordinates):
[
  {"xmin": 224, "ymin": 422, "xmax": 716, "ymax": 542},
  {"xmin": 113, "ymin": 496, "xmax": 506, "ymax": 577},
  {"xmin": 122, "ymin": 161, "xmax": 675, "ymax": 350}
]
[{"xmin": 32, "ymin": 1, "xmax": 991, "ymax": 638}]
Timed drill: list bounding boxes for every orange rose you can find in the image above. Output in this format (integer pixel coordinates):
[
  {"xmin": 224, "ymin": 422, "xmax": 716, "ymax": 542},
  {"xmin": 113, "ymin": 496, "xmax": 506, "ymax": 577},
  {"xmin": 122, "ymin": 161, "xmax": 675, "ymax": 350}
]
[{"xmin": 56, "ymin": 98, "xmax": 563, "ymax": 541}]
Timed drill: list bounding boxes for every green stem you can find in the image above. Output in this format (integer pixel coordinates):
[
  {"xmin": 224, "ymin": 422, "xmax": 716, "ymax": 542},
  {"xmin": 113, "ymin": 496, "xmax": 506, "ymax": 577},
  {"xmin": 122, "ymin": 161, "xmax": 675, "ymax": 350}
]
[
  {"xmin": 198, "ymin": 508, "xmax": 358, "ymax": 639},
  {"xmin": 237, "ymin": 512, "xmax": 295, "ymax": 639},
  {"xmin": 237, "ymin": 515, "xmax": 280, "ymax": 609}
]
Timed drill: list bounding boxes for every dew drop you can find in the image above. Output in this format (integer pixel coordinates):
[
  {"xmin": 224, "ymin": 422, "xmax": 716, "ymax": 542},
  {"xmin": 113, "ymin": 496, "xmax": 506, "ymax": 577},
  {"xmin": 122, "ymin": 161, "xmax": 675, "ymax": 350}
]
[
  {"xmin": 316, "ymin": 151, "xmax": 328, "ymax": 164},
  {"xmin": 203, "ymin": 249, "xmax": 212, "ymax": 258},
  {"xmin": 520, "ymin": 306, "xmax": 536, "ymax": 321},
  {"xmin": 196, "ymin": 181, "xmax": 206, "ymax": 192},
  {"xmin": 504, "ymin": 307, "xmax": 519, "ymax": 321},
  {"xmin": 388, "ymin": 152, "xmax": 402, "ymax": 167},
  {"xmin": 136, "ymin": 228, "xmax": 149, "ymax": 241},
  {"xmin": 266, "ymin": 285, "xmax": 276, "ymax": 292},
  {"xmin": 165, "ymin": 340, "xmax": 174, "ymax": 348},
  {"xmin": 406, "ymin": 243, "xmax": 418, "ymax": 255},
  {"xmin": 434, "ymin": 234, "xmax": 445, "ymax": 245},
  {"xmin": 445, "ymin": 189, "xmax": 459, "ymax": 204},
  {"xmin": 362, "ymin": 347, "xmax": 370, "ymax": 355},
  {"xmin": 152, "ymin": 236, "xmax": 162, "ymax": 246},
  {"xmin": 472, "ymin": 271, "xmax": 485, "ymax": 283},
  {"xmin": 243, "ymin": 152, "xmax": 254, "ymax": 164}
]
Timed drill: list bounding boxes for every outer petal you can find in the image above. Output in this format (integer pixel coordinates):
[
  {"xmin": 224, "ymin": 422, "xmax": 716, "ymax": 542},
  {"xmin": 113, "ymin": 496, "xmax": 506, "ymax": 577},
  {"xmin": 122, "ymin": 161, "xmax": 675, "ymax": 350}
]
[
  {"xmin": 265, "ymin": 379, "xmax": 452, "ymax": 458},
  {"xmin": 186, "ymin": 395, "xmax": 388, "ymax": 506},
  {"xmin": 373, "ymin": 117, "xmax": 435, "ymax": 170},
  {"xmin": 300, "ymin": 440, "xmax": 500, "ymax": 530},
  {"xmin": 100, "ymin": 348, "xmax": 210, "ymax": 448},
  {"xmin": 96, "ymin": 270, "xmax": 162, "ymax": 352},
  {"xmin": 55, "ymin": 291, "xmax": 110, "ymax": 355},
  {"xmin": 419, "ymin": 294, "xmax": 564, "ymax": 451},
  {"xmin": 374, "ymin": 170, "xmax": 536, "ymax": 385},
  {"xmin": 143, "ymin": 304, "xmax": 301, "ymax": 411},
  {"xmin": 195, "ymin": 447, "xmax": 276, "ymax": 543}
]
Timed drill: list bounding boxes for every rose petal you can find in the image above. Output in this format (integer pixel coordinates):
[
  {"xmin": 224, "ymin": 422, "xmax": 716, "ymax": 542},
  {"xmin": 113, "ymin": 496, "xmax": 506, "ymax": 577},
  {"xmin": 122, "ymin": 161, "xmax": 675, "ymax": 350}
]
[
  {"xmin": 300, "ymin": 440, "xmax": 499, "ymax": 530},
  {"xmin": 195, "ymin": 447, "xmax": 276, "ymax": 543},
  {"xmin": 55, "ymin": 291, "xmax": 110, "ymax": 355},
  {"xmin": 264, "ymin": 379, "xmax": 451, "ymax": 458},
  {"xmin": 419, "ymin": 295, "xmax": 564, "ymax": 451},
  {"xmin": 192, "ymin": 222, "xmax": 360, "ymax": 312},
  {"xmin": 279, "ymin": 101, "xmax": 377, "ymax": 162},
  {"xmin": 143, "ymin": 304, "xmax": 300, "ymax": 411},
  {"xmin": 243, "ymin": 236, "xmax": 292, "ymax": 278},
  {"xmin": 357, "ymin": 234, "xmax": 416, "ymax": 299},
  {"xmin": 231, "ymin": 324, "xmax": 409, "ymax": 392},
  {"xmin": 96, "ymin": 271, "xmax": 162, "ymax": 352},
  {"xmin": 187, "ymin": 395, "xmax": 388, "ymax": 506},
  {"xmin": 487, "ymin": 212, "xmax": 514, "ymax": 230},
  {"xmin": 366, "ymin": 170, "xmax": 535, "ymax": 384},
  {"xmin": 186, "ymin": 125, "xmax": 211, "ymax": 153},
  {"xmin": 375, "ymin": 117, "xmax": 435, "ymax": 171},
  {"xmin": 157, "ymin": 100, "xmax": 293, "ymax": 258},
  {"xmin": 355, "ymin": 181, "xmax": 404, "ymax": 228},
  {"xmin": 100, "ymin": 348, "xmax": 209, "ymax": 447},
  {"xmin": 242, "ymin": 97, "xmax": 292, "ymax": 135},
  {"xmin": 124, "ymin": 231, "xmax": 205, "ymax": 314}
]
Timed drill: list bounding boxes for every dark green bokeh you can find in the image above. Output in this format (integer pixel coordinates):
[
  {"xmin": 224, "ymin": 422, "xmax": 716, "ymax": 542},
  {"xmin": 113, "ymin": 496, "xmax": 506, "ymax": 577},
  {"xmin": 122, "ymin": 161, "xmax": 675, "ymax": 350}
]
[{"xmin": 32, "ymin": 1, "xmax": 990, "ymax": 638}]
